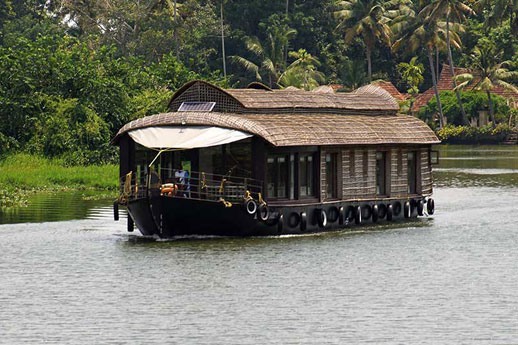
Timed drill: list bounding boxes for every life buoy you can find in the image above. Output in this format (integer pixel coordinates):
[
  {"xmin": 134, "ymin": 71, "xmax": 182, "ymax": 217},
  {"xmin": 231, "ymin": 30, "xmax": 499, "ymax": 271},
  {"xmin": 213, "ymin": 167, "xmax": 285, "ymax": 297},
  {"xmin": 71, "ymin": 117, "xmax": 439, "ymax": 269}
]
[
  {"xmin": 404, "ymin": 201, "xmax": 411, "ymax": 218},
  {"xmin": 338, "ymin": 206, "xmax": 345, "ymax": 225},
  {"xmin": 245, "ymin": 199, "xmax": 257, "ymax": 215},
  {"xmin": 427, "ymin": 198, "xmax": 435, "ymax": 215},
  {"xmin": 355, "ymin": 205, "xmax": 362, "ymax": 225},
  {"xmin": 386, "ymin": 204, "xmax": 393, "ymax": 221},
  {"xmin": 417, "ymin": 199, "xmax": 425, "ymax": 216},
  {"xmin": 372, "ymin": 204, "xmax": 379, "ymax": 223},
  {"xmin": 257, "ymin": 204, "xmax": 270, "ymax": 221},
  {"xmin": 300, "ymin": 212, "xmax": 307, "ymax": 231},
  {"xmin": 316, "ymin": 209, "xmax": 327, "ymax": 228},
  {"xmin": 277, "ymin": 214, "xmax": 284, "ymax": 233}
]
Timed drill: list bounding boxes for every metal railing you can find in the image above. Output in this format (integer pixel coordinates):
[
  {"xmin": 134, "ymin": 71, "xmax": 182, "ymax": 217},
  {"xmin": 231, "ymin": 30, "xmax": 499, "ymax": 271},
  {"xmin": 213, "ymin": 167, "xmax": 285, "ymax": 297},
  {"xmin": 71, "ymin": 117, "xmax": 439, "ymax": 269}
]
[{"xmin": 119, "ymin": 168, "xmax": 263, "ymax": 204}]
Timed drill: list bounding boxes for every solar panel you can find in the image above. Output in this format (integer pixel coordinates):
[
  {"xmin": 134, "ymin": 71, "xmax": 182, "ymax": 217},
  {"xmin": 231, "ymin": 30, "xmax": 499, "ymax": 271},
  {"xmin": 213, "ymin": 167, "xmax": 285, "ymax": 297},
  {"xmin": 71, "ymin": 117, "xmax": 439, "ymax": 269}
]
[{"xmin": 178, "ymin": 102, "xmax": 216, "ymax": 112}]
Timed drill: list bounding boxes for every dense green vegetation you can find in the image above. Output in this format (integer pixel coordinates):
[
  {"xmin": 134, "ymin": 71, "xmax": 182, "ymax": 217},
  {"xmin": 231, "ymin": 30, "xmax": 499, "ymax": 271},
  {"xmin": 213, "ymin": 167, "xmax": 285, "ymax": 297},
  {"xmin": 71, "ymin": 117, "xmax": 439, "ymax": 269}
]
[
  {"xmin": 0, "ymin": 154, "xmax": 118, "ymax": 207},
  {"xmin": 1, "ymin": 0, "xmax": 518, "ymax": 166}
]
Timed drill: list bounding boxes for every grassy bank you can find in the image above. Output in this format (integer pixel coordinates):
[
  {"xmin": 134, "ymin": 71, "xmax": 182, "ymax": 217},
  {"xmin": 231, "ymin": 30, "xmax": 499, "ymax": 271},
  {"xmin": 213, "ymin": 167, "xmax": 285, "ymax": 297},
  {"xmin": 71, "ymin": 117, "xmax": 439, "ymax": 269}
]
[{"xmin": 0, "ymin": 154, "xmax": 118, "ymax": 207}]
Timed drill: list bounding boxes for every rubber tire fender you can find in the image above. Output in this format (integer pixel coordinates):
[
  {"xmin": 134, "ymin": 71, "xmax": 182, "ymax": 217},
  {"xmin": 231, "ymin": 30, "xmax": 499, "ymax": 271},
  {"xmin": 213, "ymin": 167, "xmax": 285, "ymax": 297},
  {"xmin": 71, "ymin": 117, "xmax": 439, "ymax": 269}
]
[
  {"xmin": 386, "ymin": 204, "xmax": 393, "ymax": 221},
  {"xmin": 245, "ymin": 199, "xmax": 258, "ymax": 215},
  {"xmin": 417, "ymin": 199, "xmax": 425, "ymax": 216},
  {"xmin": 355, "ymin": 205, "xmax": 362, "ymax": 225},
  {"xmin": 257, "ymin": 204, "xmax": 270, "ymax": 222},
  {"xmin": 372, "ymin": 204, "xmax": 379, "ymax": 223},
  {"xmin": 277, "ymin": 214, "xmax": 284, "ymax": 233},
  {"xmin": 338, "ymin": 206, "xmax": 345, "ymax": 225},
  {"xmin": 427, "ymin": 198, "xmax": 435, "ymax": 215},
  {"xmin": 404, "ymin": 201, "xmax": 411, "ymax": 219},
  {"xmin": 300, "ymin": 212, "xmax": 307, "ymax": 231},
  {"xmin": 316, "ymin": 209, "xmax": 327, "ymax": 228}
]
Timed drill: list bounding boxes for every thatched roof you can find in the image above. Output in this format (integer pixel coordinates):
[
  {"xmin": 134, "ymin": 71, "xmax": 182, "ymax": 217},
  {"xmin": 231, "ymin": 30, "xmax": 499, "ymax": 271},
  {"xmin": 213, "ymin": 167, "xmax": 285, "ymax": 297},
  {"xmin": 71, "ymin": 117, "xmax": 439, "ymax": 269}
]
[
  {"xmin": 168, "ymin": 80, "xmax": 399, "ymax": 113},
  {"xmin": 114, "ymin": 111, "xmax": 439, "ymax": 146}
]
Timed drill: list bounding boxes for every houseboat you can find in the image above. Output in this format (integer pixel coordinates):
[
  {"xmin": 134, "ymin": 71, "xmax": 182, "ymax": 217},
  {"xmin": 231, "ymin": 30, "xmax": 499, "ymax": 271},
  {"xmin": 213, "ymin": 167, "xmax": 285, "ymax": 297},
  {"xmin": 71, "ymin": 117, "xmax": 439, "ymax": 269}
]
[{"xmin": 112, "ymin": 80, "xmax": 439, "ymax": 237}]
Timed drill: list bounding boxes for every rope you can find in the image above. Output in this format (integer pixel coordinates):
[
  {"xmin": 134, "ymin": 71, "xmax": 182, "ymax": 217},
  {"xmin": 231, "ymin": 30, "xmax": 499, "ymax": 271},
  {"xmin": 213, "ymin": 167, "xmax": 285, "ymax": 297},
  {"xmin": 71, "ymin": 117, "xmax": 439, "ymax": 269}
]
[
  {"xmin": 258, "ymin": 192, "xmax": 266, "ymax": 206},
  {"xmin": 219, "ymin": 178, "xmax": 227, "ymax": 194},
  {"xmin": 243, "ymin": 190, "xmax": 252, "ymax": 201},
  {"xmin": 219, "ymin": 198, "xmax": 233, "ymax": 208}
]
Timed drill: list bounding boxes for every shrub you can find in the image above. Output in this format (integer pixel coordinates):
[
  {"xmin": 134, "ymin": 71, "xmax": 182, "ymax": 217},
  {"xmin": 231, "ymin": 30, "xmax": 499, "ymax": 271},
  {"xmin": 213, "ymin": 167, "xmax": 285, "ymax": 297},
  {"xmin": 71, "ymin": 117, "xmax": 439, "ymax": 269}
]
[
  {"xmin": 436, "ymin": 123, "xmax": 513, "ymax": 144},
  {"xmin": 418, "ymin": 90, "xmax": 511, "ymax": 126}
]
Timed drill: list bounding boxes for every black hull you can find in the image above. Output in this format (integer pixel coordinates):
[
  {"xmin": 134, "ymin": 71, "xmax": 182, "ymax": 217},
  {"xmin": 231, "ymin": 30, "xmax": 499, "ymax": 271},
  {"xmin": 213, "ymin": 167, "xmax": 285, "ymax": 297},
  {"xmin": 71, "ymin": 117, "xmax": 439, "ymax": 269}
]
[{"xmin": 125, "ymin": 196, "xmax": 432, "ymax": 238}]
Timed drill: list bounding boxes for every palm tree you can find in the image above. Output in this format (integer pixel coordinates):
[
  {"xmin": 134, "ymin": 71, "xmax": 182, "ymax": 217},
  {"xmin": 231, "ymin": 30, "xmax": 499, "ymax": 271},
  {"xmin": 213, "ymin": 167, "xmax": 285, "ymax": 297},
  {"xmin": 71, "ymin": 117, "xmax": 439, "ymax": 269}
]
[
  {"xmin": 278, "ymin": 49, "xmax": 325, "ymax": 90},
  {"xmin": 476, "ymin": 0, "xmax": 518, "ymax": 35},
  {"xmin": 393, "ymin": 4, "xmax": 461, "ymax": 127},
  {"xmin": 397, "ymin": 56, "xmax": 424, "ymax": 110},
  {"xmin": 340, "ymin": 60, "xmax": 367, "ymax": 91},
  {"xmin": 230, "ymin": 27, "xmax": 297, "ymax": 87},
  {"xmin": 422, "ymin": 0, "xmax": 474, "ymax": 125},
  {"xmin": 455, "ymin": 39, "xmax": 518, "ymax": 128},
  {"xmin": 334, "ymin": 0, "xmax": 393, "ymax": 82}
]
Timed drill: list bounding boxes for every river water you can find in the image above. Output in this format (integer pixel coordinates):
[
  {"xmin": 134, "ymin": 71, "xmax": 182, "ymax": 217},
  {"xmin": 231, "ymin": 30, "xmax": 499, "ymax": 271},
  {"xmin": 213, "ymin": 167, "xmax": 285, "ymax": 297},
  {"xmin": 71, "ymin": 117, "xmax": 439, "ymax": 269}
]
[{"xmin": 1, "ymin": 145, "xmax": 518, "ymax": 344}]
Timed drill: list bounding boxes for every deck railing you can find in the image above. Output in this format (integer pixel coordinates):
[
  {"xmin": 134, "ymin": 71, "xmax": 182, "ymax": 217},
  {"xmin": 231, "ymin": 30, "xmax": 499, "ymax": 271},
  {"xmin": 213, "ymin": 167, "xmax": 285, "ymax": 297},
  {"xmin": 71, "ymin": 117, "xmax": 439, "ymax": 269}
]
[{"xmin": 119, "ymin": 168, "xmax": 263, "ymax": 204}]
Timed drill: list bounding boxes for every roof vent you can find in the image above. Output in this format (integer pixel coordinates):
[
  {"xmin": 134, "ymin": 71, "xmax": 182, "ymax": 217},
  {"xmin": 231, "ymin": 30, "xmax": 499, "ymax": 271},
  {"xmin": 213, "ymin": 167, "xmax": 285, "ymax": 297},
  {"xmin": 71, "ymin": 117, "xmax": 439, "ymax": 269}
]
[{"xmin": 178, "ymin": 101, "xmax": 216, "ymax": 112}]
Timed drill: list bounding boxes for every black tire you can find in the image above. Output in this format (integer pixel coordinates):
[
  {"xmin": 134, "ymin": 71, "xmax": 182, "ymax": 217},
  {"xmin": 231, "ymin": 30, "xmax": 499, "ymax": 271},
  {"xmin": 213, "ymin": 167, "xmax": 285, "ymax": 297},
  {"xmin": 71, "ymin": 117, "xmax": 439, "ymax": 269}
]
[
  {"xmin": 257, "ymin": 204, "xmax": 270, "ymax": 222},
  {"xmin": 277, "ymin": 214, "xmax": 284, "ymax": 233},
  {"xmin": 355, "ymin": 205, "xmax": 362, "ymax": 225},
  {"xmin": 245, "ymin": 199, "xmax": 257, "ymax": 215},
  {"xmin": 386, "ymin": 204, "xmax": 393, "ymax": 221},
  {"xmin": 361, "ymin": 205, "xmax": 372, "ymax": 220},
  {"xmin": 328, "ymin": 207, "xmax": 339, "ymax": 223},
  {"xmin": 316, "ymin": 209, "xmax": 327, "ymax": 228},
  {"xmin": 404, "ymin": 201, "xmax": 411, "ymax": 218},
  {"xmin": 393, "ymin": 202, "xmax": 402, "ymax": 216},
  {"xmin": 338, "ymin": 206, "xmax": 345, "ymax": 225},
  {"xmin": 378, "ymin": 204, "xmax": 387, "ymax": 219},
  {"xmin": 287, "ymin": 212, "xmax": 300, "ymax": 228},
  {"xmin": 427, "ymin": 198, "xmax": 435, "ymax": 215},
  {"xmin": 372, "ymin": 204, "xmax": 379, "ymax": 223},
  {"xmin": 300, "ymin": 212, "xmax": 307, "ymax": 231},
  {"xmin": 346, "ymin": 206, "xmax": 356, "ymax": 223},
  {"xmin": 417, "ymin": 199, "xmax": 425, "ymax": 216}
]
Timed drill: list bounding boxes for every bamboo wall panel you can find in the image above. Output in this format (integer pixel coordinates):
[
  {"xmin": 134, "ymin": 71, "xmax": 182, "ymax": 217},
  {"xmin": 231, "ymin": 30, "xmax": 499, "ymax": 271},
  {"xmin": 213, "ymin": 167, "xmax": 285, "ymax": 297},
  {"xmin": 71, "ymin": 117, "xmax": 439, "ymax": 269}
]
[
  {"xmin": 390, "ymin": 148, "xmax": 408, "ymax": 197},
  {"xmin": 421, "ymin": 149, "xmax": 433, "ymax": 195}
]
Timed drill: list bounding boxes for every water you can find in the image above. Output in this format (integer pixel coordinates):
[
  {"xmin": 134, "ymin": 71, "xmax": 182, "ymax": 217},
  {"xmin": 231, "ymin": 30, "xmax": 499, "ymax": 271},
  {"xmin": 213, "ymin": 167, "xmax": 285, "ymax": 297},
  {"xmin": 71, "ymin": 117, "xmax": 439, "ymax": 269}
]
[{"xmin": 1, "ymin": 145, "xmax": 518, "ymax": 344}]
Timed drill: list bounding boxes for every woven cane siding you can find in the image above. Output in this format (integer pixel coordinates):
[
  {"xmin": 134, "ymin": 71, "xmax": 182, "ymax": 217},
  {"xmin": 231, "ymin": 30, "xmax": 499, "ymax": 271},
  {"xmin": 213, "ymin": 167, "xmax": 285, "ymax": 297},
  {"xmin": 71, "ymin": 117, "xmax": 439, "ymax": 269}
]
[
  {"xmin": 169, "ymin": 82, "xmax": 244, "ymax": 113},
  {"xmin": 320, "ymin": 146, "xmax": 433, "ymax": 201},
  {"xmin": 390, "ymin": 148, "xmax": 408, "ymax": 197},
  {"xmin": 421, "ymin": 149, "xmax": 433, "ymax": 195}
]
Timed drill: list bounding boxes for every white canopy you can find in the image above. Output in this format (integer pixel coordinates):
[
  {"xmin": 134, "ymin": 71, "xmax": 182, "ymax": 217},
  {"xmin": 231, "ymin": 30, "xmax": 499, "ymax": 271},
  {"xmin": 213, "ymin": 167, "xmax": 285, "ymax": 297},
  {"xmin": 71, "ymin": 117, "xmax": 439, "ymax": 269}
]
[{"xmin": 128, "ymin": 125, "xmax": 252, "ymax": 149}]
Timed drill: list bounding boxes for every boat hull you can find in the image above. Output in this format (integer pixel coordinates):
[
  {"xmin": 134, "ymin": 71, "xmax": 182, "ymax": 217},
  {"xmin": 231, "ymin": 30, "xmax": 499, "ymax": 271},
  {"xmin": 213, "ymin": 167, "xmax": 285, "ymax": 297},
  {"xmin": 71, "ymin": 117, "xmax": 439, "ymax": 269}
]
[{"xmin": 125, "ymin": 196, "xmax": 432, "ymax": 238}]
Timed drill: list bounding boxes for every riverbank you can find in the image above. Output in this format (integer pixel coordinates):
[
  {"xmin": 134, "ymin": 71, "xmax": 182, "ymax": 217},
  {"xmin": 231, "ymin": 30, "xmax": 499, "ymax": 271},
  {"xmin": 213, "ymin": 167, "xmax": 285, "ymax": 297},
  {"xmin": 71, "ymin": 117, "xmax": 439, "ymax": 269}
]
[
  {"xmin": 0, "ymin": 154, "xmax": 118, "ymax": 208},
  {"xmin": 435, "ymin": 124, "xmax": 517, "ymax": 144}
]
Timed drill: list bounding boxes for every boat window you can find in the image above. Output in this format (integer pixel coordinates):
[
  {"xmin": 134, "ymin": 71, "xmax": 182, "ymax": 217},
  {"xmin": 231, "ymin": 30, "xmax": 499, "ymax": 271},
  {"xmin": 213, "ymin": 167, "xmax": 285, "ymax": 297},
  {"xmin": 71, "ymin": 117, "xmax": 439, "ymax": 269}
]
[
  {"xmin": 299, "ymin": 154, "xmax": 315, "ymax": 197},
  {"xmin": 266, "ymin": 154, "xmax": 290, "ymax": 199},
  {"xmin": 289, "ymin": 154, "xmax": 295, "ymax": 199},
  {"xmin": 408, "ymin": 151, "xmax": 417, "ymax": 194},
  {"xmin": 325, "ymin": 153, "xmax": 338, "ymax": 199},
  {"xmin": 376, "ymin": 151, "xmax": 386, "ymax": 196}
]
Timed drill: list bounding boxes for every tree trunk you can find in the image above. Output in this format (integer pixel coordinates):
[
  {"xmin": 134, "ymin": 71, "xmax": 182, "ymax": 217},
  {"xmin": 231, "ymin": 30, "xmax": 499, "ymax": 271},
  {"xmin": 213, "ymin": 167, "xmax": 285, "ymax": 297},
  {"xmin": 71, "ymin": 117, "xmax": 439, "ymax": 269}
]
[
  {"xmin": 446, "ymin": 16, "xmax": 469, "ymax": 125},
  {"xmin": 174, "ymin": 0, "xmax": 178, "ymax": 58},
  {"xmin": 284, "ymin": 0, "xmax": 289, "ymax": 67},
  {"xmin": 428, "ymin": 50, "xmax": 445, "ymax": 128},
  {"xmin": 487, "ymin": 90, "xmax": 496, "ymax": 129},
  {"xmin": 436, "ymin": 48, "xmax": 439, "ymax": 79},
  {"xmin": 366, "ymin": 48, "xmax": 372, "ymax": 82},
  {"xmin": 220, "ymin": 1, "xmax": 227, "ymax": 78}
]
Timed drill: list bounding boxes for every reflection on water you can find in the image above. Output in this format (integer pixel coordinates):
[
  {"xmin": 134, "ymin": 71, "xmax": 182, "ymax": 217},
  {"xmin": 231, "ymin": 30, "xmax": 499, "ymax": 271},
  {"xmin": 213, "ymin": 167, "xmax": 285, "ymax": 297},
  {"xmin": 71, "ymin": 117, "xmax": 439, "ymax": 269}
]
[
  {"xmin": 1, "ymin": 145, "xmax": 518, "ymax": 344},
  {"xmin": 0, "ymin": 191, "xmax": 117, "ymax": 224}
]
